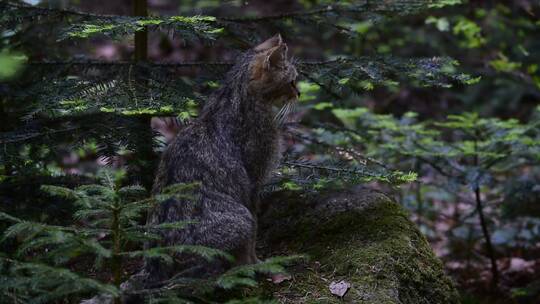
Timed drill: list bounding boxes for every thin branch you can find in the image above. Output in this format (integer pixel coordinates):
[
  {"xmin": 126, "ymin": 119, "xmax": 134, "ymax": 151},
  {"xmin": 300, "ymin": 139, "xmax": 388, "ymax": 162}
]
[{"xmin": 27, "ymin": 60, "xmax": 233, "ymax": 68}]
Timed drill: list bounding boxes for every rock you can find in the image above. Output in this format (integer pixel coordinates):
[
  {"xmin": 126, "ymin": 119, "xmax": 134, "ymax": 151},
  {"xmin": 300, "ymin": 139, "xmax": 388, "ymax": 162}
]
[{"xmin": 254, "ymin": 187, "xmax": 460, "ymax": 304}]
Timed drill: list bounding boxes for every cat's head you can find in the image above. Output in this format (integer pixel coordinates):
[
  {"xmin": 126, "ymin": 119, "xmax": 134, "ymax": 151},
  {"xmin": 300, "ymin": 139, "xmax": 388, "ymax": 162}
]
[{"xmin": 246, "ymin": 34, "xmax": 299, "ymax": 104}]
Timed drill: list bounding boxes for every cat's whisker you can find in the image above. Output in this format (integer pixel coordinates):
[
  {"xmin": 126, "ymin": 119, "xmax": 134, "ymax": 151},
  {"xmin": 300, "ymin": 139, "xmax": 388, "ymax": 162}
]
[
  {"xmin": 279, "ymin": 105, "xmax": 289, "ymax": 123},
  {"xmin": 290, "ymin": 101, "xmax": 297, "ymax": 116},
  {"xmin": 275, "ymin": 101, "xmax": 296, "ymax": 125},
  {"xmin": 283, "ymin": 102, "xmax": 292, "ymax": 118},
  {"xmin": 274, "ymin": 103, "xmax": 288, "ymax": 123}
]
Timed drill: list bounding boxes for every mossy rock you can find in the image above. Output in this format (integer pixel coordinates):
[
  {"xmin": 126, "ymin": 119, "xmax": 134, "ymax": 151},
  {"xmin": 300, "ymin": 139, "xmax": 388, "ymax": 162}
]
[{"xmin": 254, "ymin": 188, "xmax": 459, "ymax": 304}]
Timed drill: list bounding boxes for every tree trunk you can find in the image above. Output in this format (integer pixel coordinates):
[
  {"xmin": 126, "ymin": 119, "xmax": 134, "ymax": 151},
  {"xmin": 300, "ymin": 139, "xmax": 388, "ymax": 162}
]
[
  {"xmin": 475, "ymin": 186, "xmax": 499, "ymax": 289},
  {"xmin": 134, "ymin": 0, "xmax": 148, "ymax": 62},
  {"xmin": 131, "ymin": 0, "xmax": 156, "ymax": 190}
]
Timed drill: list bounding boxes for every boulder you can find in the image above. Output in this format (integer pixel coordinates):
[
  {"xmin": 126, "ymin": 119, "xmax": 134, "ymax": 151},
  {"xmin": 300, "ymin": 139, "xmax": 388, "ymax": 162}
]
[{"xmin": 254, "ymin": 188, "xmax": 459, "ymax": 304}]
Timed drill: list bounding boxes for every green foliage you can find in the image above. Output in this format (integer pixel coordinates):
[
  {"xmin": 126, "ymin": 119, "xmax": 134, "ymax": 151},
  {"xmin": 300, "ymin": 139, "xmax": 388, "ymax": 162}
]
[
  {"xmin": 489, "ymin": 53, "xmax": 522, "ymax": 73},
  {"xmin": 0, "ymin": 49, "xmax": 26, "ymax": 80},
  {"xmin": 426, "ymin": 16, "xmax": 450, "ymax": 32},
  {"xmin": 452, "ymin": 17, "xmax": 486, "ymax": 49}
]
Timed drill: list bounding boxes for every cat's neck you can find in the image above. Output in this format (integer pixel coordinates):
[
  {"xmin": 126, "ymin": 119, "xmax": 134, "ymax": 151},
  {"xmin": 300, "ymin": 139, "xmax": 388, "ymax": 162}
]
[{"xmin": 200, "ymin": 86, "xmax": 277, "ymax": 136}]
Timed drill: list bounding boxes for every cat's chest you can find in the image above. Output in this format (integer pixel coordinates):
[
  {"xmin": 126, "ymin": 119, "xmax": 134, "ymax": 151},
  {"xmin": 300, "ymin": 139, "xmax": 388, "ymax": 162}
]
[
  {"xmin": 243, "ymin": 122, "xmax": 279, "ymax": 157},
  {"xmin": 238, "ymin": 117, "xmax": 281, "ymax": 178}
]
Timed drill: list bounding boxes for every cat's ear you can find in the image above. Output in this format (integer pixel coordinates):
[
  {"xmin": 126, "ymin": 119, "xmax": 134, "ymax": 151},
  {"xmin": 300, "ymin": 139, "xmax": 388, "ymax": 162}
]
[
  {"xmin": 264, "ymin": 43, "xmax": 288, "ymax": 69},
  {"xmin": 254, "ymin": 33, "xmax": 283, "ymax": 51}
]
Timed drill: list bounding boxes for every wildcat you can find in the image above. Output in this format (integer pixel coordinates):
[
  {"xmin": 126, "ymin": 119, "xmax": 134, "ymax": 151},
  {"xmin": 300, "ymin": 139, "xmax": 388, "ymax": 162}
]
[{"xmin": 145, "ymin": 34, "xmax": 299, "ymax": 283}]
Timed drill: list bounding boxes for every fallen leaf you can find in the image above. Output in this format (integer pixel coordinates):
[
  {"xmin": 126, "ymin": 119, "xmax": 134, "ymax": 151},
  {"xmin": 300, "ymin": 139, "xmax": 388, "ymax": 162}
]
[
  {"xmin": 268, "ymin": 273, "xmax": 292, "ymax": 284},
  {"xmin": 329, "ymin": 280, "xmax": 350, "ymax": 297}
]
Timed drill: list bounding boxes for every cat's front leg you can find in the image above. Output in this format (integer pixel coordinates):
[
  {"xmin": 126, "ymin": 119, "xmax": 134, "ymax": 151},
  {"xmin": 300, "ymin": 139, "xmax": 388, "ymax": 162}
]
[
  {"xmin": 233, "ymin": 230, "xmax": 260, "ymax": 265},
  {"xmin": 248, "ymin": 217, "xmax": 262, "ymax": 264},
  {"xmin": 238, "ymin": 191, "xmax": 262, "ymax": 265}
]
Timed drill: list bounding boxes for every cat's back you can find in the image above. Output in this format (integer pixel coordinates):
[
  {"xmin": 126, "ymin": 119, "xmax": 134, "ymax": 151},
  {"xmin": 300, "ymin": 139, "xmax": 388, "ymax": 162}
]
[{"xmin": 164, "ymin": 118, "xmax": 240, "ymax": 165}]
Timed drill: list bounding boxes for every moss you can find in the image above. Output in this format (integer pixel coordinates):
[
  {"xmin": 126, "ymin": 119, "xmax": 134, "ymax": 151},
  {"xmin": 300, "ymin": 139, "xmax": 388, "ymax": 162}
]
[{"xmin": 254, "ymin": 189, "xmax": 459, "ymax": 304}]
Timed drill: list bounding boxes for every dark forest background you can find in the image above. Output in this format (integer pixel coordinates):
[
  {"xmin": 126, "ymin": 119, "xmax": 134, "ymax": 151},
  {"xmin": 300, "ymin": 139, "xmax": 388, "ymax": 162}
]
[{"xmin": 1, "ymin": 0, "xmax": 540, "ymax": 303}]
